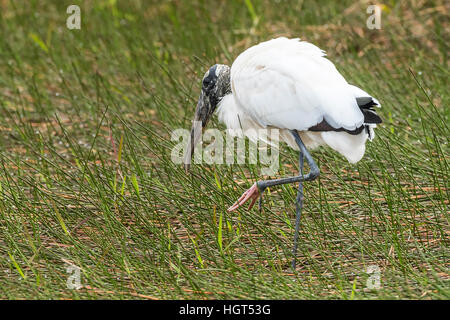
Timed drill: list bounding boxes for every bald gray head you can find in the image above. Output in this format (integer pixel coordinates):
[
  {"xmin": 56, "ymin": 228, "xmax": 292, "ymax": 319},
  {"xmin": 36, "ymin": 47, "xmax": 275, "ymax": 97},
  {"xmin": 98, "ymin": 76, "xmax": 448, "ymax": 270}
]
[
  {"xmin": 195, "ymin": 64, "xmax": 231, "ymax": 127},
  {"xmin": 184, "ymin": 64, "xmax": 231, "ymax": 172}
]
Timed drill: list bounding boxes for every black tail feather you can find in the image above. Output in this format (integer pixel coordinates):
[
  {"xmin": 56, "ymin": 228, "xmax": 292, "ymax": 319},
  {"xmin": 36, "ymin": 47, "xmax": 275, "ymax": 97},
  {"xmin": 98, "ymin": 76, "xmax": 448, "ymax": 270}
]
[{"xmin": 362, "ymin": 108, "xmax": 382, "ymax": 124}]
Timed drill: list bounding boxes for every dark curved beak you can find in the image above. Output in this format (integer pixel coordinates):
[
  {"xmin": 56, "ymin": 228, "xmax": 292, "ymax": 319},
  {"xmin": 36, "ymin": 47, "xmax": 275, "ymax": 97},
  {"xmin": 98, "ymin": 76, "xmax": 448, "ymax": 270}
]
[{"xmin": 183, "ymin": 91, "xmax": 212, "ymax": 172}]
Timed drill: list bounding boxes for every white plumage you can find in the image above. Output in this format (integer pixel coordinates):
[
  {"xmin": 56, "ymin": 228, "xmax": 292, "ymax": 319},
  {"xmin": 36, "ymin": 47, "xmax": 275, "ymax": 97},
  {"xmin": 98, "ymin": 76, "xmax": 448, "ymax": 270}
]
[{"xmin": 216, "ymin": 37, "xmax": 380, "ymax": 163}]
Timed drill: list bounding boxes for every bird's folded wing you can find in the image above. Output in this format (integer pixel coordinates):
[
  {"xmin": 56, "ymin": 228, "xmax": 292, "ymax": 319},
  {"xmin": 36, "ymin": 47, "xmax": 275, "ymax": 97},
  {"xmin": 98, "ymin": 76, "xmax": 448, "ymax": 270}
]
[{"xmin": 231, "ymin": 38, "xmax": 365, "ymax": 132}]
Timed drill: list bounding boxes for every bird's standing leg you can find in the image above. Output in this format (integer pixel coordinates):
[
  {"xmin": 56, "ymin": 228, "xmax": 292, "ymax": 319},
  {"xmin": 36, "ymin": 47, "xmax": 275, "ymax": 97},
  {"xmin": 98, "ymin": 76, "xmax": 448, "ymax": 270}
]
[
  {"xmin": 292, "ymin": 145, "xmax": 304, "ymax": 270},
  {"xmin": 227, "ymin": 130, "xmax": 319, "ymax": 269}
]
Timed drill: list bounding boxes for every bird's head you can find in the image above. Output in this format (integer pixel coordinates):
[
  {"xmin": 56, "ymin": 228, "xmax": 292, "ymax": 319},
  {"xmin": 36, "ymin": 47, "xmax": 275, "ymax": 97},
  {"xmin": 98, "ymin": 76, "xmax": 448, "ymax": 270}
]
[
  {"xmin": 184, "ymin": 64, "xmax": 231, "ymax": 172},
  {"xmin": 194, "ymin": 64, "xmax": 231, "ymax": 127}
]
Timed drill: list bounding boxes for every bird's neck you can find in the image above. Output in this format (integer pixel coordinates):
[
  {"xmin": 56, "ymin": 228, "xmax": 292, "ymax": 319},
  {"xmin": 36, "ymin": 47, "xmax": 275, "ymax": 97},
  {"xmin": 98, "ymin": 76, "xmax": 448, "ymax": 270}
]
[{"xmin": 216, "ymin": 66, "xmax": 231, "ymax": 99}]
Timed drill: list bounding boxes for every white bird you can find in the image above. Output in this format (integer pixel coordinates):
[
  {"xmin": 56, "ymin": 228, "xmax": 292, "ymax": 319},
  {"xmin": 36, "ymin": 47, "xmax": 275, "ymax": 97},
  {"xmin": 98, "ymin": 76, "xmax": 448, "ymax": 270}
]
[{"xmin": 184, "ymin": 37, "xmax": 381, "ymax": 269}]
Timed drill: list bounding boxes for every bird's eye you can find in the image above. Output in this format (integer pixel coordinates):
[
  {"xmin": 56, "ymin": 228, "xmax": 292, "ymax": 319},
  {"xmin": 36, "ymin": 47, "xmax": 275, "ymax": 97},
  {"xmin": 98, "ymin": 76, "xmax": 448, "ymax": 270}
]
[
  {"xmin": 203, "ymin": 78, "xmax": 211, "ymax": 88},
  {"xmin": 203, "ymin": 77, "xmax": 215, "ymax": 89}
]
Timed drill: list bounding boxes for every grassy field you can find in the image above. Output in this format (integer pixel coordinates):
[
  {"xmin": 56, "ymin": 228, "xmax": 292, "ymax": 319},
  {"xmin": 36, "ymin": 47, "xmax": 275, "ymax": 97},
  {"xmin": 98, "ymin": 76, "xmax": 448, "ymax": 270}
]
[{"xmin": 0, "ymin": 0, "xmax": 448, "ymax": 299}]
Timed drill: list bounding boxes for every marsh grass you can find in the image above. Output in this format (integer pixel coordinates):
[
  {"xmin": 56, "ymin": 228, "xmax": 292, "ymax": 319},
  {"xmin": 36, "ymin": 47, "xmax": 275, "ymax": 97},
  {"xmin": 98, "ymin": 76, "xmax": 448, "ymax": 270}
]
[{"xmin": 0, "ymin": 0, "xmax": 448, "ymax": 299}]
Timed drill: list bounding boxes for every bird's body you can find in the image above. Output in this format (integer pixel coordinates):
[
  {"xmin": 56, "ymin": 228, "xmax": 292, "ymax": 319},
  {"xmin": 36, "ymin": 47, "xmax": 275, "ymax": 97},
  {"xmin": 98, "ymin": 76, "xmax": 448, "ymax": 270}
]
[
  {"xmin": 216, "ymin": 37, "xmax": 381, "ymax": 163},
  {"xmin": 185, "ymin": 37, "xmax": 382, "ymax": 269}
]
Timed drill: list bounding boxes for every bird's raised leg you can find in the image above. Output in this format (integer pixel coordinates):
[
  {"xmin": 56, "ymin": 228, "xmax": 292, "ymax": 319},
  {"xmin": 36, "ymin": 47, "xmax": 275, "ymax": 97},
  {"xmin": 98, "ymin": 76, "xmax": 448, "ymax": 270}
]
[{"xmin": 227, "ymin": 130, "xmax": 319, "ymax": 269}]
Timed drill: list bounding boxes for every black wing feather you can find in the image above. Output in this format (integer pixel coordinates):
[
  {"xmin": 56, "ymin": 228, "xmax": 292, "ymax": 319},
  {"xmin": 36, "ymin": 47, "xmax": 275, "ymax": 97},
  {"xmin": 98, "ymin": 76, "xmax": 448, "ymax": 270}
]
[{"xmin": 307, "ymin": 96, "xmax": 382, "ymax": 135}]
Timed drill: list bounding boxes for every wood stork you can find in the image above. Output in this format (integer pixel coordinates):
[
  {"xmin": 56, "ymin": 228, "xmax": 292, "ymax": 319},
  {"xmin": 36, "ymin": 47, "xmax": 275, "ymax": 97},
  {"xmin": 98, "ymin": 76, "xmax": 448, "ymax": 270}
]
[{"xmin": 184, "ymin": 37, "xmax": 381, "ymax": 269}]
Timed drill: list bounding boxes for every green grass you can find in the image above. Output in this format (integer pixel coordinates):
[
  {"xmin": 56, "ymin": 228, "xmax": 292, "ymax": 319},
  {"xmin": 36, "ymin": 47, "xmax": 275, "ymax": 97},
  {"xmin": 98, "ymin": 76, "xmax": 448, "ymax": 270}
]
[{"xmin": 0, "ymin": 0, "xmax": 448, "ymax": 299}]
